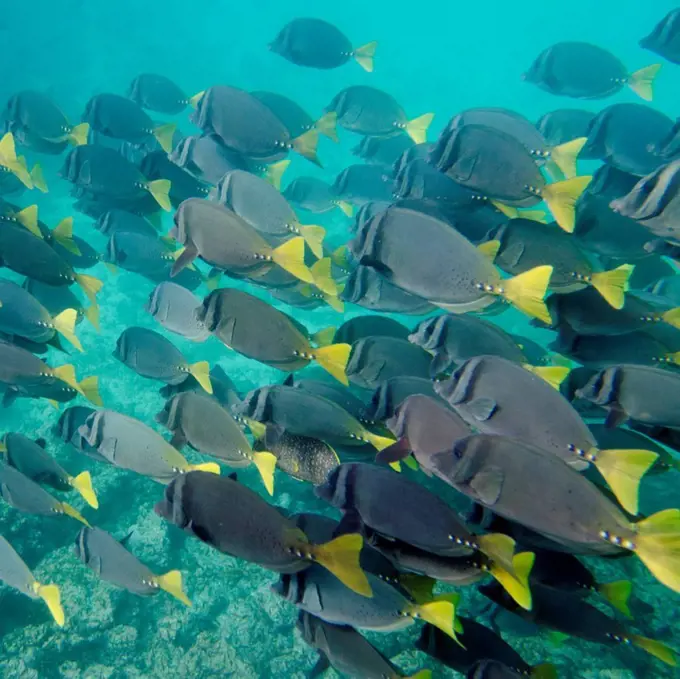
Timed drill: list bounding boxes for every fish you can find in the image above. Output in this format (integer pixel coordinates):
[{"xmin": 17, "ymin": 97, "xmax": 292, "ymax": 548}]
[
  {"xmin": 191, "ymin": 85, "xmax": 320, "ymax": 165},
  {"xmin": 480, "ymin": 581, "xmax": 675, "ymax": 667},
  {"xmin": 283, "ymin": 176, "xmax": 353, "ymax": 216},
  {"xmin": 95, "ymin": 209, "xmax": 159, "ymax": 238},
  {"xmin": 55, "ymin": 405, "xmax": 99, "ymax": 457},
  {"xmin": 436, "ymin": 355, "xmax": 658, "ymax": 514},
  {"xmin": 113, "ymin": 326, "xmax": 212, "ymax": 393},
  {"xmin": 345, "ymin": 336, "xmax": 433, "ymax": 390},
  {"xmin": 354, "ymin": 133, "xmax": 414, "ymax": 167},
  {"xmin": 352, "ymin": 206, "xmax": 553, "ymax": 321},
  {"xmin": 145, "ymin": 282, "xmax": 209, "ymax": 342},
  {"xmin": 640, "ymin": 9, "xmax": 680, "ymax": 65},
  {"xmin": 523, "ymin": 42, "xmax": 660, "ymax": 101},
  {"xmin": 536, "ymin": 109, "xmax": 595, "ymax": 149},
  {"xmin": 0, "ymin": 536, "xmax": 64, "ymax": 626},
  {"xmin": 77, "ymin": 409, "xmax": 220, "ymax": 483},
  {"xmin": 326, "ymin": 86, "xmax": 433, "ymax": 144},
  {"xmin": 140, "ymin": 150, "xmax": 211, "ymax": 206},
  {"xmin": 0, "ymin": 433, "xmax": 97, "ymax": 508},
  {"xmin": 74, "ymin": 527, "xmax": 190, "ymax": 605},
  {"xmin": 155, "ymin": 470, "xmax": 371, "ymax": 595},
  {"xmin": 156, "ymin": 390, "xmax": 276, "ymax": 494},
  {"xmin": 334, "ymin": 316, "xmax": 410, "ymax": 345},
  {"xmin": 297, "ymin": 612, "xmax": 431, "ymax": 679},
  {"xmin": 363, "ymin": 376, "xmax": 443, "ymax": 423},
  {"xmin": 196, "ymin": 288, "xmax": 350, "ymax": 384},
  {"xmin": 283, "ymin": 374, "xmax": 369, "ymax": 421},
  {"xmin": 332, "ymin": 164, "xmax": 395, "ymax": 207},
  {"xmin": 159, "ymin": 365, "xmax": 243, "ymax": 410},
  {"xmin": 235, "ymin": 384, "xmax": 394, "ymax": 451},
  {"xmin": 432, "ymin": 124, "xmax": 591, "ymax": 232},
  {"xmin": 128, "ymin": 73, "xmax": 197, "ymax": 115},
  {"xmin": 466, "ymin": 660, "xmax": 532, "ymax": 679},
  {"xmin": 0, "ymin": 132, "xmax": 35, "ymax": 189},
  {"xmin": 103, "ymin": 230, "xmax": 176, "ymax": 277},
  {"xmin": 211, "ymin": 170, "xmax": 326, "ymax": 257},
  {"xmin": 269, "ymin": 19, "xmax": 376, "ymax": 72},
  {"xmin": 23, "ymin": 279, "xmax": 98, "ymax": 333}
]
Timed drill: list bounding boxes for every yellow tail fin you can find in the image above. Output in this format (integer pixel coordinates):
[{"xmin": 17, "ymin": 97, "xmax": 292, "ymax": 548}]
[
  {"xmin": 52, "ymin": 217, "xmax": 81, "ymax": 255},
  {"xmin": 491, "ymin": 201, "xmax": 518, "ymax": 219},
  {"xmin": 628, "ymin": 64, "xmax": 661, "ymax": 102},
  {"xmin": 299, "ymin": 224, "xmax": 326, "ymax": 259},
  {"xmin": 521, "ymin": 209, "xmax": 549, "ymax": 223},
  {"xmin": 189, "ymin": 462, "xmax": 221, "ymax": 475},
  {"xmin": 240, "ymin": 416, "xmax": 267, "ymax": 440},
  {"xmin": 399, "ymin": 573, "xmax": 436, "ymax": 605},
  {"xmin": 405, "ymin": 113, "xmax": 434, "ymax": 145},
  {"xmin": 634, "ymin": 508, "xmax": 680, "ymax": 593},
  {"xmin": 16, "ymin": 205, "xmax": 41, "ymax": 238},
  {"xmin": 291, "ymin": 129, "xmax": 320, "ymax": 164},
  {"xmin": 272, "ymin": 236, "xmax": 314, "ymax": 283},
  {"xmin": 69, "ymin": 122, "xmax": 89, "ymax": 147},
  {"xmin": 251, "ymin": 451, "xmax": 277, "ymax": 496},
  {"xmin": 75, "ymin": 274, "xmax": 103, "ymax": 304},
  {"xmin": 630, "ymin": 634, "xmax": 676, "ymax": 666},
  {"xmin": 531, "ymin": 664, "xmax": 558, "ymax": 679},
  {"xmin": 312, "ymin": 533, "xmax": 372, "ymax": 597},
  {"xmin": 335, "ymin": 200, "xmax": 354, "ymax": 218},
  {"xmin": 0, "ymin": 132, "xmax": 17, "ymax": 161},
  {"xmin": 661, "ymin": 307, "xmax": 680, "ymax": 330},
  {"xmin": 594, "ymin": 447, "xmax": 658, "ymax": 515},
  {"xmin": 265, "ymin": 159, "xmax": 290, "ymax": 190},
  {"xmin": 154, "ymin": 570, "xmax": 191, "ymax": 607},
  {"xmin": 407, "ymin": 671, "xmax": 432, "ymax": 679},
  {"xmin": 31, "ymin": 163, "xmax": 48, "ymax": 193},
  {"xmin": 189, "ymin": 91, "xmax": 205, "ymax": 109},
  {"xmin": 477, "ymin": 239, "xmax": 500, "ymax": 261},
  {"xmin": 10, "ymin": 157, "xmax": 33, "ymax": 189},
  {"xmin": 542, "ymin": 176, "xmax": 592, "ymax": 233},
  {"xmin": 477, "ymin": 533, "xmax": 516, "ymax": 571},
  {"xmin": 35, "ymin": 583, "xmax": 65, "ymax": 626},
  {"xmin": 58, "ymin": 501, "xmax": 91, "ymax": 527},
  {"xmin": 146, "ymin": 179, "xmax": 172, "ymax": 212},
  {"xmin": 313, "ymin": 343, "xmax": 351, "ymax": 385},
  {"xmin": 524, "ymin": 365, "xmax": 570, "ymax": 390},
  {"xmin": 501, "ymin": 265, "xmax": 553, "ymax": 323},
  {"xmin": 311, "ymin": 257, "xmax": 338, "ymax": 296},
  {"xmin": 550, "ymin": 137, "xmax": 587, "ymax": 179},
  {"xmin": 80, "ymin": 375, "xmax": 103, "ymax": 406},
  {"xmin": 324, "ymin": 293, "xmax": 344, "ymax": 313},
  {"xmin": 84, "ymin": 304, "xmax": 100, "ymax": 332},
  {"xmin": 69, "ymin": 471, "xmax": 98, "ymax": 509},
  {"xmin": 490, "ymin": 551, "xmax": 535, "ymax": 611},
  {"xmin": 412, "ymin": 598, "xmax": 459, "ymax": 643},
  {"xmin": 52, "ymin": 309, "xmax": 82, "ymax": 352},
  {"xmin": 363, "ymin": 431, "xmax": 397, "ymax": 452},
  {"xmin": 353, "ymin": 40, "xmax": 377, "ymax": 72},
  {"xmin": 52, "ymin": 364, "xmax": 81, "ymax": 392},
  {"xmin": 590, "ymin": 264, "xmax": 634, "ymax": 310},
  {"xmin": 331, "ymin": 244, "xmax": 351, "ymax": 269},
  {"xmin": 315, "ymin": 112, "xmax": 339, "ymax": 143},
  {"xmin": 598, "ymin": 579, "xmax": 632, "ymax": 618},
  {"xmin": 311, "ymin": 326, "xmax": 336, "ymax": 347},
  {"xmin": 189, "ymin": 361, "xmax": 213, "ymax": 394},
  {"xmin": 153, "ymin": 123, "xmax": 177, "ymax": 153}
]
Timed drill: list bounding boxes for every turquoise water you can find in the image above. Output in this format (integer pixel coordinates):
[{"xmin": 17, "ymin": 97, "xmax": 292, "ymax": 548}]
[{"xmin": 1, "ymin": 1, "xmax": 680, "ymax": 677}]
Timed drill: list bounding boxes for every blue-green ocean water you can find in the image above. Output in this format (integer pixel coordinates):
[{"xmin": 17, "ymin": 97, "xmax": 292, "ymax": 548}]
[{"xmin": 1, "ymin": 1, "xmax": 680, "ymax": 677}]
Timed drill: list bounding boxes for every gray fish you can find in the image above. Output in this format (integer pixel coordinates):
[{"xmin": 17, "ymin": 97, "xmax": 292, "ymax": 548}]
[
  {"xmin": 640, "ymin": 9, "xmax": 680, "ymax": 65},
  {"xmin": 332, "ymin": 164, "xmax": 394, "ymax": 206},
  {"xmin": 128, "ymin": 73, "xmax": 193, "ymax": 115},
  {"xmin": 1, "ymin": 433, "xmax": 97, "ymax": 507},
  {"xmin": 104, "ymin": 230, "xmax": 175, "ymax": 276},
  {"xmin": 146, "ymin": 282, "xmax": 209, "ymax": 342},
  {"xmin": 141, "ymin": 151, "xmax": 211, "ymax": 206},
  {"xmin": 95, "ymin": 209, "xmax": 159, "ymax": 238},
  {"xmin": 536, "ymin": 109, "xmax": 595, "ymax": 148},
  {"xmin": 113, "ymin": 326, "xmax": 212, "ymax": 392},
  {"xmin": 436, "ymin": 355, "xmax": 658, "ymax": 514},
  {"xmin": 74, "ymin": 527, "xmax": 189, "ymax": 604},
  {"xmin": 363, "ymin": 376, "xmax": 443, "ymax": 424},
  {"xmin": 159, "ymin": 365, "xmax": 243, "ymax": 410},
  {"xmin": 283, "ymin": 375, "xmax": 369, "ymax": 421},
  {"xmin": 77, "ymin": 409, "xmax": 219, "ymax": 483},
  {"xmin": 353, "ymin": 133, "xmax": 414, "ymax": 167},
  {"xmin": 466, "ymin": 660, "xmax": 526, "ymax": 679},
  {"xmin": 523, "ymin": 42, "xmax": 660, "ymax": 101},
  {"xmin": 334, "ymin": 315, "xmax": 410, "ymax": 345},
  {"xmin": 283, "ymin": 176, "xmax": 353, "ymax": 216},
  {"xmin": 0, "ymin": 536, "xmax": 64, "ymax": 625},
  {"xmin": 55, "ymin": 405, "xmax": 99, "ymax": 457},
  {"xmin": 169, "ymin": 133, "xmax": 249, "ymax": 186}
]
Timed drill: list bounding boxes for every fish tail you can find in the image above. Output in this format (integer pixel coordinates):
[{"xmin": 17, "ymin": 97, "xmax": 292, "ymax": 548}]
[
  {"xmin": 491, "ymin": 200, "xmax": 519, "ymax": 218},
  {"xmin": 68, "ymin": 122, "xmax": 89, "ymax": 147},
  {"xmin": 52, "ymin": 217, "xmax": 82, "ymax": 255},
  {"xmin": 30, "ymin": 162, "xmax": 48, "ymax": 193},
  {"xmin": 633, "ymin": 508, "xmax": 680, "ymax": 593},
  {"xmin": 628, "ymin": 64, "xmax": 661, "ymax": 101},
  {"xmin": 662, "ymin": 307, "xmax": 680, "ymax": 330},
  {"xmin": 315, "ymin": 111, "xmax": 339, "ymax": 143},
  {"xmin": 58, "ymin": 501, "xmax": 91, "ymax": 527},
  {"xmin": 489, "ymin": 551, "xmax": 535, "ymax": 611},
  {"xmin": 476, "ymin": 533, "xmax": 517, "ymax": 571},
  {"xmin": 550, "ymin": 137, "xmax": 587, "ymax": 179},
  {"xmin": 405, "ymin": 671, "xmax": 432, "ymax": 679},
  {"xmin": 353, "ymin": 40, "xmax": 377, "ymax": 72},
  {"xmin": 589, "ymin": 264, "xmax": 634, "ymax": 310},
  {"xmin": 75, "ymin": 273, "xmax": 103, "ymax": 304},
  {"xmin": 312, "ymin": 343, "xmax": 351, "ymax": 385},
  {"xmin": 330, "ymin": 244, "xmax": 351, "ymax": 269},
  {"xmin": 271, "ymin": 236, "xmax": 314, "ymax": 283},
  {"xmin": 83, "ymin": 303, "xmax": 101, "ymax": 332},
  {"xmin": 189, "ymin": 462, "xmax": 221, "ymax": 475},
  {"xmin": 311, "ymin": 326, "xmax": 336, "ymax": 347},
  {"xmin": 146, "ymin": 178, "xmax": 172, "ymax": 212},
  {"xmin": 153, "ymin": 123, "xmax": 176, "ymax": 153},
  {"xmin": 398, "ymin": 573, "xmax": 436, "ymax": 605},
  {"xmin": 79, "ymin": 375, "xmax": 103, "ymax": 406},
  {"xmin": 405, "ymin": 113, "xmax": 434, "ymax": 145},
  {"xmin": 291, "ymin": 129, "xmax": 321, "ymax": 165},
  {"xmin": 299, "ymin": 224, "xmax": 326, "ymax": 259},
  {"xmin": 189, "ymin": 91, "xmax": 205, "ymax": 109},
  {"xmin": 15, "ymin": 204, "xmax": 41, "ymax": 238},
  {"xmin": 500, "ymin": 265, "xmax": 553, "ymax": 323},
  {"xmin": 597, "ymin": 579, "xmax": 633, "ymax": 618},
  {"xmin": 593, "ymin": 447, "xmax": 658, "ymax": 515},
  {"xmin": 69, "ymin": 471, "xmax": 98, "ymax": 509},
  {"xmin": 7, "ymin": 156, "xmax": 33, "ymax": 189},
  {"xmin": 335, "ymin": 200, "xmax": 354, "ymax": 218},
  {"xmin": 530, "ymin": 664, "xmax": 558, "ymax": 679},
  {"xmin": 323, "ymin": 293, "xmax": 344, "ymax": 313},
  {"xmin": 0, "ymin": 132, "xmax": 18, "ymax": 162},
  {"xmin": 250, "ymin": 451, "xmax": 277, "ymax": 496},
  {"xmin": 188, "ymin": 361, "xmax": 213, "ymax": 394},
  {"xmin": 542, "ymin": 175, "xmax": 592, "ymax": 233},
  {"xmin": 310, "ymin": 257, "xmax": 338, "ymax": 296},
  {"xmin": 239, "ymin": 415, "xmax": 267, "ymax": 440},
  {"xmin": 477, "ymin": 239, "xmax": 500, "ymax": 261},
  {"xmin": 154, "ymin": 570, "xmax": 192, "ymax": 607},
  {"xmin": 204, "ymin": 270, "xmax": 222, "ymax": 291},
  {"xmin": 264, "ymin": 159, "xmax": 290, "ymax": 190},
  {"xmin": 363, "ymin": 430, "xmax": 398, "ymax": 452},
  {"xmin": 52, "ymin": 364, "xmax": 81, "ymax": 392},
  {"xmin": 34, "ymin": 582, "xmax": 65, "ymax": 626},
  {"xmin": 522, "ymin": 364, "xmax": 570, "ymax": 390},
  {"xmin": 630, "ymin": 634, "xmax": 677, "ymax": 666},
  {"xmin": 520, "ymin": 209, "xmax": 548, "ymax": 223},
  {"xmin": 411, "ymin": 597, "xmax": 460, "ymax": 643},
  {"xmin": 311, "ymin": 533, "xmax": 372, "ymax": 597},
  {"xmin": 52, "ymin": 309, "xmax": 82, "ymax": 352}
]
